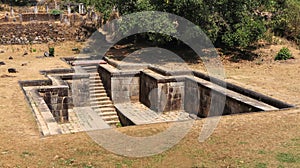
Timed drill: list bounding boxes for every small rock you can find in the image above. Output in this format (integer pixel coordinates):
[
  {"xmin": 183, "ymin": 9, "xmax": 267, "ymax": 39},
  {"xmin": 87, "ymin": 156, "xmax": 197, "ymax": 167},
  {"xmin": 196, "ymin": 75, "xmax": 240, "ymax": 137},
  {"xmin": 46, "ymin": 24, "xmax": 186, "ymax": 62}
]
[
  {"xmin": 23, "ymin": 51, "xmax": 28, "ymax": 56},
  {"xmin": 8, "ymin": 68, "xmax": 17, "ymax": 73},
  {"xmin": 0, "ymin": 61, "xmax": 5, "ymax": 65},
  {"xmin": 44, "ymin": 52, "xmax": 49, "ymax": 57},
  {"xmin": 8, "ymin": 56, "xmax": 13, "ymax": 60},
  {"xmin": 72, "ymin": 48, "xmax": 79, "ymax": 51},
  {"xmin": 0, "ymin": 50, "xmax": 5, "ymax": 53},
  {"xmin": 53, "ymin": 155, "xmax": 61, "ymax": 160},
  {"xmin": 21, "ymin": 63, "xmax": 27, "ymax": 66},
  {"xmin": 1, "ymin": 151, "xmax": 8, "ymax": 155}
]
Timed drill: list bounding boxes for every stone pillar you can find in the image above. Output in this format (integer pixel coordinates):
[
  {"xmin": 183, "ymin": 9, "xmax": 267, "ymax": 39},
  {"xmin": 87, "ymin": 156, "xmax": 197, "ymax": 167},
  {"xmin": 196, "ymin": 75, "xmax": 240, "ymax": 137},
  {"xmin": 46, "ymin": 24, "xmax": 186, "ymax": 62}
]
[
  {"xmin": 60, "ymin": 13, "xmax": 63, "ymax": 23},
  {"xmin": 10, "ymin": 7, "xmax": 14, "ymax": 17},
  {"xmin": 4, "ymin": 13, "xmax": 9, "ymax": 22},
  {"xmin": 19, "ymin": 13, "xmax": 22, "ymax": 23},
  {"xmin": 82, "ymin": 4, "xmax": 85, "ymax": 14},
  {"xmin": 46, "ymin": 5, "xmax": 49, "ymax": 13},
  {"xmin": 79, "ymin": 3, "xmax": 85, "ymax": 14},
  {"xmin": 78, "ymin": 4, "xmax": 82, "ymax": 14},
  {"xmin": 54, "ymin": 0, "xmax": 58, "ymax": 10},
  {"xmin": 34, "ymin": 5, "xmax": 38, "ymax": 14},
  {"xmin": 64, "ymin": 16, "xmax": 70, "ymax": 25},
  {"xmin": 67, "ymin": 5, "xmax": 71, "ymax": 15}
]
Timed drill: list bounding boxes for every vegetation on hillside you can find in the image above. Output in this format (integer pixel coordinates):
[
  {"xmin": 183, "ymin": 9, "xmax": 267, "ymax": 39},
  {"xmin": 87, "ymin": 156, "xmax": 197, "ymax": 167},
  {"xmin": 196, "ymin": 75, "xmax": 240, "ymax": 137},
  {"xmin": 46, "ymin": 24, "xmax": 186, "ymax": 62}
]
[
  {"xmin": 74, "ymin": 0, "xmax": 300, "ymax": 49},
  {"xmin": 3, "ymin": 0, "xmax": 299, "ymax": 49}
]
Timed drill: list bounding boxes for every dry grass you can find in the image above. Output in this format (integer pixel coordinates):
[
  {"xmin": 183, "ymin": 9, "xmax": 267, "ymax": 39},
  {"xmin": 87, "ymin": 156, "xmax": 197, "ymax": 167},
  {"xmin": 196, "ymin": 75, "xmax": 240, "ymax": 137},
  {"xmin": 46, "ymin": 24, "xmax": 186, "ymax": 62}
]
[{"xmin": 0, "ymin": 40, "xmax": 299, "ymax": 167}]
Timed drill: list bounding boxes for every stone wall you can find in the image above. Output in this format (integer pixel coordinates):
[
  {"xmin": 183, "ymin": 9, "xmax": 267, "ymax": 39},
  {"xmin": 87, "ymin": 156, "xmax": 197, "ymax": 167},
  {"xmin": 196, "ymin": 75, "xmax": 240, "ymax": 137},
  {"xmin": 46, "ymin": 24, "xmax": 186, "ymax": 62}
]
[
  {"xmin": 111, "ymin": 76, "xmax": 139, "ymax": 103},
  {"xmin": 158, "ymin": 82, "xmax": 184, "ymax": 112},
  {"xmin": 72, "ymin": 77, "xmax": 90, "ymax": 107},
  {"xmin": 39, "ymin": 87, "xmax": 69, "ymax": 122},
  {"xmin": 140, "ymin": 71, "xmax": 185, "ymax": 112},
  {"xmin": 140, "ymin": 72, "xmax": 158, "ymax": 110},
  {"xmin": 184, "ymin": 78, "xmax": 261, "ymax": 118},
  {"xmin": 0, "ymin": 22, "xmax": 96, "ymax": 44},
  {"xmin": 21, "ymin": 13, "xmax": 58, "ymax": 22},
  {"xmin": 98, "ymin": 65, "xmax": 112, "ymax": 97},
  {"xmin": 98, "ymin": 58, "xmax": 282, "ymax": 118},
  {"xmin": 98, "ymin": 65, "xmax": 140, "ymax": 104}
]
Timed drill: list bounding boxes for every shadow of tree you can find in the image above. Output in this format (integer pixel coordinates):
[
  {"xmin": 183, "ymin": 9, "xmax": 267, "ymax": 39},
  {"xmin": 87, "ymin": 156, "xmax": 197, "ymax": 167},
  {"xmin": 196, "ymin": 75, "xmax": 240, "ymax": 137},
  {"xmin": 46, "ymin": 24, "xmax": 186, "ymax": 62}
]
[
  {"xmin": 105, "ymin": 39, "xmax": 201, "ymax": 64},
  {"xmin": 220, "ymin": 46, "xmax": 259, "ymax": 62}
]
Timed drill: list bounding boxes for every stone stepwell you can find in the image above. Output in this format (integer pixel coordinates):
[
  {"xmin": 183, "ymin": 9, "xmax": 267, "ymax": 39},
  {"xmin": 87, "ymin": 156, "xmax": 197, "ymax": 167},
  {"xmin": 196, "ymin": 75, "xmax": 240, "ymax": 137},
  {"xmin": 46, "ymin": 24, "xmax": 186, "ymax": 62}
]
[{"xmin": 19, "ymin": 56, "xmax": 294, "ymax": 136}]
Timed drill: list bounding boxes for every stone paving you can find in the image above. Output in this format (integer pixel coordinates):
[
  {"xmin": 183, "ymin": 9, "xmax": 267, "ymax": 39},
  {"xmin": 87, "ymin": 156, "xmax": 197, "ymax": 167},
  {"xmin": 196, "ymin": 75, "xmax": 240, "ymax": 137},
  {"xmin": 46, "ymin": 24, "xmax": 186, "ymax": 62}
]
[
  {"xmin": 115, "ymin": 102, "xmax": 192, "ymax": 125},
  {"xmin": 58, "ymin": 109, "xmax": 84, "ymax": 134}
]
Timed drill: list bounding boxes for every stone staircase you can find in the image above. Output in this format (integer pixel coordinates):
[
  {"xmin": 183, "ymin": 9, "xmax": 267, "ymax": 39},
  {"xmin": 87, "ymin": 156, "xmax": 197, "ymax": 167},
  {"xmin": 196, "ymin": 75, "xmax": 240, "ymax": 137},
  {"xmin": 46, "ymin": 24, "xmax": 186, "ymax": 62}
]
[{"xmin": 81, "ymin": 65, "xmax": 120, "ymax": 127}]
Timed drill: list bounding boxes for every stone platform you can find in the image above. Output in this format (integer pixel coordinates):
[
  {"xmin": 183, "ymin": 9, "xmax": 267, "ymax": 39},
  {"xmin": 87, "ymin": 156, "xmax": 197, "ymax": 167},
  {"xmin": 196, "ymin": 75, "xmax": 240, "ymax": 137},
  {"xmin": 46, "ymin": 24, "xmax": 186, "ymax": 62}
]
[{"xmin": 115, "ymin": 102, "xmax": 192, "ymax": 126}]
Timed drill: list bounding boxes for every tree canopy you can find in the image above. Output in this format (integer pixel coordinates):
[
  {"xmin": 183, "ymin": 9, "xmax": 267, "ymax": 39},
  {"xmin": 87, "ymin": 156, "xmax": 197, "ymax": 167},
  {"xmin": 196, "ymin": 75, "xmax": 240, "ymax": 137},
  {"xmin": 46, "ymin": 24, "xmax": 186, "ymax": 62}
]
[{"xmin": 74, "ymin": 0, "xmax": 300, "ymax": 48}]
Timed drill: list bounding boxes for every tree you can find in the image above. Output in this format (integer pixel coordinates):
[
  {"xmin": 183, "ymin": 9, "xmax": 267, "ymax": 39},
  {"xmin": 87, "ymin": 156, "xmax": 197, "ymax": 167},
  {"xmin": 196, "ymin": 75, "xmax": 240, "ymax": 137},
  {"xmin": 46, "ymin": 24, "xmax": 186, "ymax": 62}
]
[{"xmin": 78, "ymin": 0, "xmax": 300, "ymax": 47}]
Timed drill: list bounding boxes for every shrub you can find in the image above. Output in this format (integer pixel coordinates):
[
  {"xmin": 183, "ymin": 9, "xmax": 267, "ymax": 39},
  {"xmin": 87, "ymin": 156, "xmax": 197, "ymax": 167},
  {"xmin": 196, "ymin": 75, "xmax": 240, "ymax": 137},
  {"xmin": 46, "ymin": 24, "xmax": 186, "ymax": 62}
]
[
  {"xmin": 50, "ymin": 9, "xmax": 63, "ymax": 15},
  {"xmin": 275, "ymin": 47, "xmax": 293, "ymax": 60},
  {"xmin": 49, "ymin": 47, "xmax": 55, "ymax": 57}
]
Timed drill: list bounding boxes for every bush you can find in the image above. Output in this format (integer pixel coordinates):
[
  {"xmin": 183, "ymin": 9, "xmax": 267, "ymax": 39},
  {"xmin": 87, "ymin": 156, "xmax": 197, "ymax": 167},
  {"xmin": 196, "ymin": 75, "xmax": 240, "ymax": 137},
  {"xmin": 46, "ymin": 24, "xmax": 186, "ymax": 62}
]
[
  {"xmin": 50, "ymin": 9, "xmax": 63, "ymax": 15},
  {"xmin": 49, "ymin": 47, "xmax": 55, "ymax": 57},
  {"xmin": 275, "ymin": 47, "xmax": 293, "ymax": 60}
]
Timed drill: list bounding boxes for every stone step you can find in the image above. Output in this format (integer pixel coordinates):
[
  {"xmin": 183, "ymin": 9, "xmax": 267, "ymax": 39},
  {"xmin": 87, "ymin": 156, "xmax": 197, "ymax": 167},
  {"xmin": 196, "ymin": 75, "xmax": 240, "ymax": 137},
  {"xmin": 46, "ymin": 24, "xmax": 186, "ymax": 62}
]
[
  {"xmin": 90, "ymin": 102, "xmax": 114, "ymax": 107},
  {"xmin": 89, "ymin": 86, "xmax": 105, "ymax": 90},
  {"xmin": 89, "ymin": 78, "xmax": 102, "ymax": 81},
  {"xmin": 90, "ymin": 97, "xmax": 110, "ymax": 101},
  {"xmin": 90, "ymin": 90, "xmax": 106, "ymax": 94},
  {"xmin": 91, "ymin": 104, "xmax": 114, "ymax": 109},
  {"xmin": 89, "ymin": 73, "xmax": 100, "ymax": 76},
  {"xmin": 82, "ymin": 67, "xmax": 97, "ymax": 70},
  {"xmin": 106, "ymin": 120, "xmax": 119, "ymax": 125},
  {"xmin": 102, "ymin": 115, "xmax": 119, "ymax": 121},
  {"xmin": 94, "ymin": 107, "xmax": 116, "ymax": 113},
  {"xmin": 86, "ymin": 70, "xmax": 97, "ymax": 73},
  {"xmin": 90, "ymin": 93, "xmax": 107, "ymax": 97},
  {"xmin": 89, "ymin": 76, "xmax": 101, "ymax": 80},
  {"xmin": 90, "ymin": 100, "xmax": 113, "ymax": 105},
  {"xmin": 89, "ymin": 89, "xmax": 106, "ymax": 93},
  {"xmin": 89, "ymin": 83, "xmax": 104, "ymax": 87},
  {"xmin": 82, "ymin": 65, "xmax": 97, "ymax": 69},
  {"xmin": 97, "ymin": 111, "xmax": 117, "ymax": 116},
  {"xmin": 89, "ymin": 79, "xmax": 102, "ymax": 82}
]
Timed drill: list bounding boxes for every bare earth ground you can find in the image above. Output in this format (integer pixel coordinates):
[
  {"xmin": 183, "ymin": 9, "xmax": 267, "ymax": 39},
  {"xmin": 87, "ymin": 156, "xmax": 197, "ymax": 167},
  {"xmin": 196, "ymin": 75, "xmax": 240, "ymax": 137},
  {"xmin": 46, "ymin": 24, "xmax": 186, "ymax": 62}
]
[{"xmin": 0, "ymin": 41, "xmax": 299, "ymax": 168}]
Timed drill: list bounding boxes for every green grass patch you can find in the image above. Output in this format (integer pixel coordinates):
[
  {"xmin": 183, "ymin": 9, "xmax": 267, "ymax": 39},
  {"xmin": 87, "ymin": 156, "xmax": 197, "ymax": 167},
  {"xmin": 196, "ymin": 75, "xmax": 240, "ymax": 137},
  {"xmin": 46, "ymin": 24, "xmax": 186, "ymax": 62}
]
[
  {"xmin": 20, "ymin": 151, "xmax": 34, "ymax": 158},
  {"xmin": 239, "ymin": 141, "xmax": 249, "ymax": 145},
  {"xmin": 115, "ymin": 159, "xmax": 133, "ymax": 168},
  {"xmin": 258, "ymin": 150, "xmax": 267, "ymax": 154},
  {"xmin": 255, "ymin": 162, "xmax": 267, "ymax": 168},
  {"xmin": 151, "ymin": 153, "xmax": 166, "ymax": 163},
  {"xmin": 276, "ymin": 153, "xmax": 298, "ymax": 163}
]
